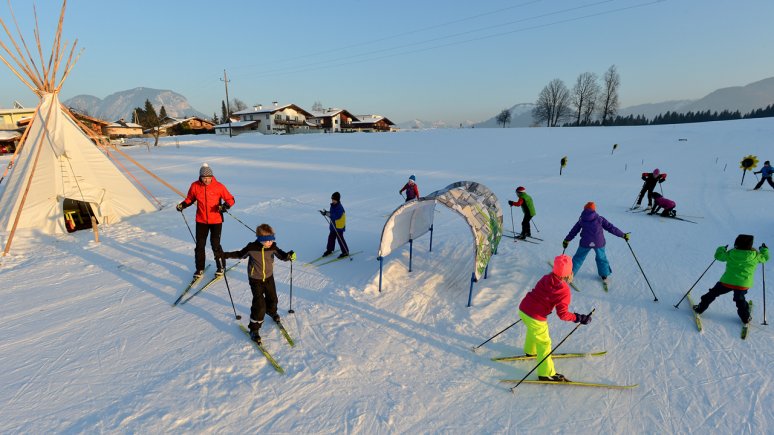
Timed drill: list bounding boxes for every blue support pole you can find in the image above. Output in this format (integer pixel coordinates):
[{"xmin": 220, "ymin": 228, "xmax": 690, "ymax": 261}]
[
  {"xmin": 429, "ymin": 225, "xmax": 434, "ymax": 252},
  {"xmin": 378, "ymin": 256, "xmax": 383, "ymax": 293},
  {"xmin": 409, "ymin": 239, "xmax": 413, "ymax": 272},
  {"xmin": 467, "ymin": 272, "xmax": 476, "ymax": 307}
]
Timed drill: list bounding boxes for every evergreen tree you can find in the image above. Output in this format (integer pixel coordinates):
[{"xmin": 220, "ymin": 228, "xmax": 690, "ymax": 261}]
[
  {"xmin": 159, "ymin": 105, "xmax": 168, "ymax": 120},
  {"xmin": 142, "ymin": 99, "xmax": 159, "ymax": 128},
  {"xmin": 221, "ymin": 100, "xmax": 228, "ymax": 123}
]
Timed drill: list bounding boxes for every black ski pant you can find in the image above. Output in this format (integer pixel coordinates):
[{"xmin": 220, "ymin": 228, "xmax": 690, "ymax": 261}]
[
  {"xmin": 195, "ymin": 222, "xmax": 223, "ymax": 272},
  {"xmin": 637, "ymin": 185, "xmax": 656, "ymax": 206},
  {"xmin": 753, "ymin": 176, "xmax": 774, "ymax": 190},
  {"xmin": 326, "ymin": 228, "xmax": 349, "ymax": 255},
  {"xmin": 696, "ymin": 282, "xmax": 750, "ymax": 322},
  {"xmin": 521, "ymin": 214, "xmax": 533, "ymax": 237},
  {"xmin": 248, "ymin": 276, "xmax": 279, "ymax": 330}
]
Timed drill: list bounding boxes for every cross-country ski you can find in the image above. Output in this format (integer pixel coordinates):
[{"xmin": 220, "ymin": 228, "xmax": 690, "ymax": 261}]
[{"xmin": 492, "ymin": 351, "xmax": 607, "ymax": 362}]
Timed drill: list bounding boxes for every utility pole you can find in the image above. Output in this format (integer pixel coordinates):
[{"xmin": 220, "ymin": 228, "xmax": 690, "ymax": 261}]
[{"xmin": 220, "ymin": 69, "xmax": 232, "ymax": 137}]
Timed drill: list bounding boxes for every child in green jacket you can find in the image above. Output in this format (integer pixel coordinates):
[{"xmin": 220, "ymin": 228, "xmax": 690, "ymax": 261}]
[
  {"xmin": 693, "ymin": 234, "xmax": 769, "ymax": 324},
  {"xmin": 507, "ymin": 186, "xmax": 535, "ymax": 240}
]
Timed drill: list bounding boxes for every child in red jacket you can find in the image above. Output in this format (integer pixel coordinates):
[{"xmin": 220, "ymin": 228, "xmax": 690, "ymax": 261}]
[
  {"xmin": 399, "ymin": 175, "xmax": 419, "ymax": 201},
  {"xmin": 518, "ymin": 255, "xmax": 592, "ymax": 382}
]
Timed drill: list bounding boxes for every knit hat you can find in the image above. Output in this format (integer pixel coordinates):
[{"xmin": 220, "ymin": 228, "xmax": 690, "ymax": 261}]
[
  {"xmin": 652, "ymin": 168, "xmax": 660, "ymax": 176},
  {"xmin": 199, "ymin": 163, "xmax": 213, "ymax": 177},
  {"xmin": 734, "ymin": 234, "xmax": 754, "ymax": 250},
  {"xmin": 553, "ymin": 255, "xmax": 573, "ymax": 278},
  {"xmin": 584, "ymin": 202, "xmax": 596, "ymax": 211},
  {"xmin": 331, "ymin": 191, "xmax": 341, "ymax": 201},
  {"xmin": 652, "ymin": 192, "xmax": 662, "ymax": 199},
  {"xmin": 516, "ymin": 186, "xmax": 526, "ymax": 193},
  {"xmin": 409, "ymin": 174, "xmax": 416, "ymax": 181}
]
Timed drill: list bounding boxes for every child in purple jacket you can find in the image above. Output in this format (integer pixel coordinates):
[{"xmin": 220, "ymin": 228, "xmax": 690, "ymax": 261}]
[{"xmin": 563, "ymin": 202, "xmax": 630, "ymax": 285}]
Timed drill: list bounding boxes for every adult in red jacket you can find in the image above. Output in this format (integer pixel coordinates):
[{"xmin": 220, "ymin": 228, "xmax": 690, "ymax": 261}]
[
  {"xmin": 518, "ymin": 255, "xmax": 592, "ymax": 382},
  {"xmin": 176, "ymin": 163, "xmax": 235, "ymax": 278}
]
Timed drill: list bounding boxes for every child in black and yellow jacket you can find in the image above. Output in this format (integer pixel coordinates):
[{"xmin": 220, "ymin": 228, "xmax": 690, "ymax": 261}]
[{"xmin": 221, "ymin": 223, "xmax": 295, "ymax": 344}]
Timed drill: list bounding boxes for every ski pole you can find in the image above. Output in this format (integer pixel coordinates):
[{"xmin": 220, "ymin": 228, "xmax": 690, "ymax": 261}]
[
  {"xmin": 531, "ymin": 218, "xmax": 540, "ymax": 233},
  {"xmin": 471, "ymin": 319, "xmax": 522, "ymax": 352},
  {"xmin": 509, "ymin": 206, "xmax": 516, "ymax": 236},
  {"xmin": 224, "ymin": 209, "xmax": 254, "ymax": 233},
  {"xmin": 673, "ymin": 258, "xmax": 717, "ymax": 308},
  {"xmin": 180, "ymin": 210, "xmax": 195, "ymax": 243},
  {"xmin": 630, "ymin": 192, "xmax": 640, "ymax": 210},
  {"xmin": 625, "ymin": 240, "xmax": 659, "ymax": 302},
  {"xmin": 762, "ymin": 262, "xmax": 768, "ymax": 326},
  {"xmin": 219, "ymin": 256, "xmax": 242, "ymax": 320},
  {"xmin": 320, "ymin": 211, "xmax": 352, "ymax": 261},
  {"xmin": 288, "ymin": 259, "xmax": 295, "ymax": 314},
  {"xmin": 510, "ymin": 308, "xmax": 595, "ymax": 393}
]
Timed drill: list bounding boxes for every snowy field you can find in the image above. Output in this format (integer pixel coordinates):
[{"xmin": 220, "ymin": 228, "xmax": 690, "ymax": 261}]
[{"xmin": 0, "ymin": 119, "xmax": 772, "ymax": 433}]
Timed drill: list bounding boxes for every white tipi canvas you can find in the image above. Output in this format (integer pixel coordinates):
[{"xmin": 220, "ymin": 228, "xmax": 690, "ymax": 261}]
[{"xmin": 0, "ymin": 93, "xmax": 157, "ymax": 236}]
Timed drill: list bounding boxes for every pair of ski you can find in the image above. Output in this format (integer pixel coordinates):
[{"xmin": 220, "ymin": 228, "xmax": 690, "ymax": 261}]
[
  {"xmin": 628, "ymin": 207, "xmax": 703, "ymax": 219},
  {"xmin": 239, "ymin": 318, "xmax": 296, "ymax": 374},
  {"xmin": 172, "ymin": 260, "xmax": 241, "ymax": 306},
  {"xmin": 504, "ymin": 230, "xmax": 543, "ymax": 244},
  {"xmin": 492, "ymin": 351, "xmax": 637, "ymax": 389},
  {"xmin": 686, "ymin": 293, "xmax": 753, "ymax": 339},
  {"xmin": 304, "ymin": 250, "xmax": 364, "ymax": 267},
  {"xmin": 651, "ymin": 214, "xmax": 698, "ymax": 224}
]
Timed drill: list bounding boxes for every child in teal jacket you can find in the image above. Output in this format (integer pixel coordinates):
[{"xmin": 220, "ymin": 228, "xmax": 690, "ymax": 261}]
[{"xmin": 694, "ymin": 234, "xmax": 769, "ymax": 323}]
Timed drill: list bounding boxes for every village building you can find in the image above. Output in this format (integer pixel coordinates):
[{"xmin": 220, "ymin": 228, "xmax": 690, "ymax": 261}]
[{"xmin": 308, "ymin": 108, "xmax": 359, "ymax": 133}]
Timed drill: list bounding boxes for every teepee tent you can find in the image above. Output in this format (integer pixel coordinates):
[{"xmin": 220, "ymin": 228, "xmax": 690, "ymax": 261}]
[{"xmin": 0, "ymin": 1, "xmax": 158, "ymax": 254}]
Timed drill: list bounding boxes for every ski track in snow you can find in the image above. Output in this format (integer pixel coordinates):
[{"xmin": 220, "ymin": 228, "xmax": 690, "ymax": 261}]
[{"xmin": 1, "ymin": 121, "xmax": 773, "ymax": 432}]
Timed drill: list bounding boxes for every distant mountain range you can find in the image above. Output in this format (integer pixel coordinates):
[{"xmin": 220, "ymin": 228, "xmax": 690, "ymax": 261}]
[
  {"xmin": 397, "ymin": 76, "xmax": 774, "ymax": 129},
  {"xmin": 62, "ymin": 76, "xmax": 774, "ymax": 128},
  {"xmin": 64, "ymin": 87, "xmax": 207, "ymax": 121}
]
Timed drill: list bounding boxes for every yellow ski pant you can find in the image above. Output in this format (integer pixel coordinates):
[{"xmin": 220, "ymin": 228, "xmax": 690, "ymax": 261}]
[{"xmin": 519, "ymin": 310, "xmax": 555, "ymax": 377}]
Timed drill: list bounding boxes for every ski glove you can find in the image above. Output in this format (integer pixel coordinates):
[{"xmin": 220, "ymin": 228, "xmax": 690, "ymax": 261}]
[
  {"xmin": 761, "ymin": 243, "xmax": 768, "ymax": 250},
  {"xmin": 320, "ymin": 210, "xmax": 330, "ymax": 217},
  {"xmin": 508, "ymin": 200, "xmax": 515, "ymax": 207},
  {"xmin": 562, "ymin": 240, "xmax": 569, "ymax": 249},
  {"xmin": 623, "ymin": 233, "xmax": 631, "ymax": 241},
  {"xmin": 574, "ymin": 313, "xmax": 592, "ymax": 325},
  {"xmin": 218, "ymin": 203, "xmax": 230, "ymax": 212},
  {"xmin": 176, "ymin": 202, "xmax": 186, "ymax": 212}
]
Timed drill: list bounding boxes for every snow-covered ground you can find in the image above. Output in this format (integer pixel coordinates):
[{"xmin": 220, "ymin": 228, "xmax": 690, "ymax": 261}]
[{"xmin": 0, "ymin": 119, "xmax": 772, "ymax": 433}]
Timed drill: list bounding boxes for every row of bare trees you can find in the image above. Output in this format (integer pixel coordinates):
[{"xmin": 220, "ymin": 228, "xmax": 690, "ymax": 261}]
[{"xmin": 532, "ymin": 65, "xmax": 620, "ymax": 127}]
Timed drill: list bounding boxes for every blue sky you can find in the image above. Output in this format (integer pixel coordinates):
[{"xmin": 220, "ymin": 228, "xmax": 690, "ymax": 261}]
[{"xmin": 1, "ymin": 0, "xmax": 773, "ymax": 124}]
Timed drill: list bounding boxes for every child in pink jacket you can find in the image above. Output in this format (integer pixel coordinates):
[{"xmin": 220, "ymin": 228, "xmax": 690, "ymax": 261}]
[{"xmin": 518, "ymin": 255, "xmax": 592, "ymax": 382}]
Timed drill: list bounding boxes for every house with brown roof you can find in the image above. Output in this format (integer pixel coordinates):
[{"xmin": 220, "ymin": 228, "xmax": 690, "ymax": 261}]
[
  {"xmin": 351, "ymin": 114, "xmax": 396, "ymax": 132},
  {"xmin": 106, "ymin": 119, "xmax": 143, "ymax": 138},
  {"xmin": 308, "ymin": 108, "xmax": 359, "ymax": 133},
  {"xmin": 158, "ymin": 116, "xmax": 215, "ymax": 136}
]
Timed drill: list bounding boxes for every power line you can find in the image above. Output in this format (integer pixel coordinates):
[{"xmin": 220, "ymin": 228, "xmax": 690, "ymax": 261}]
[
  {"xmin": 231, "ymin": 0, "xmax": 664, "ymax": 81},
  {"xmin": 230, "ymin": 0, "xmax": 543, "ymax": 71}
]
